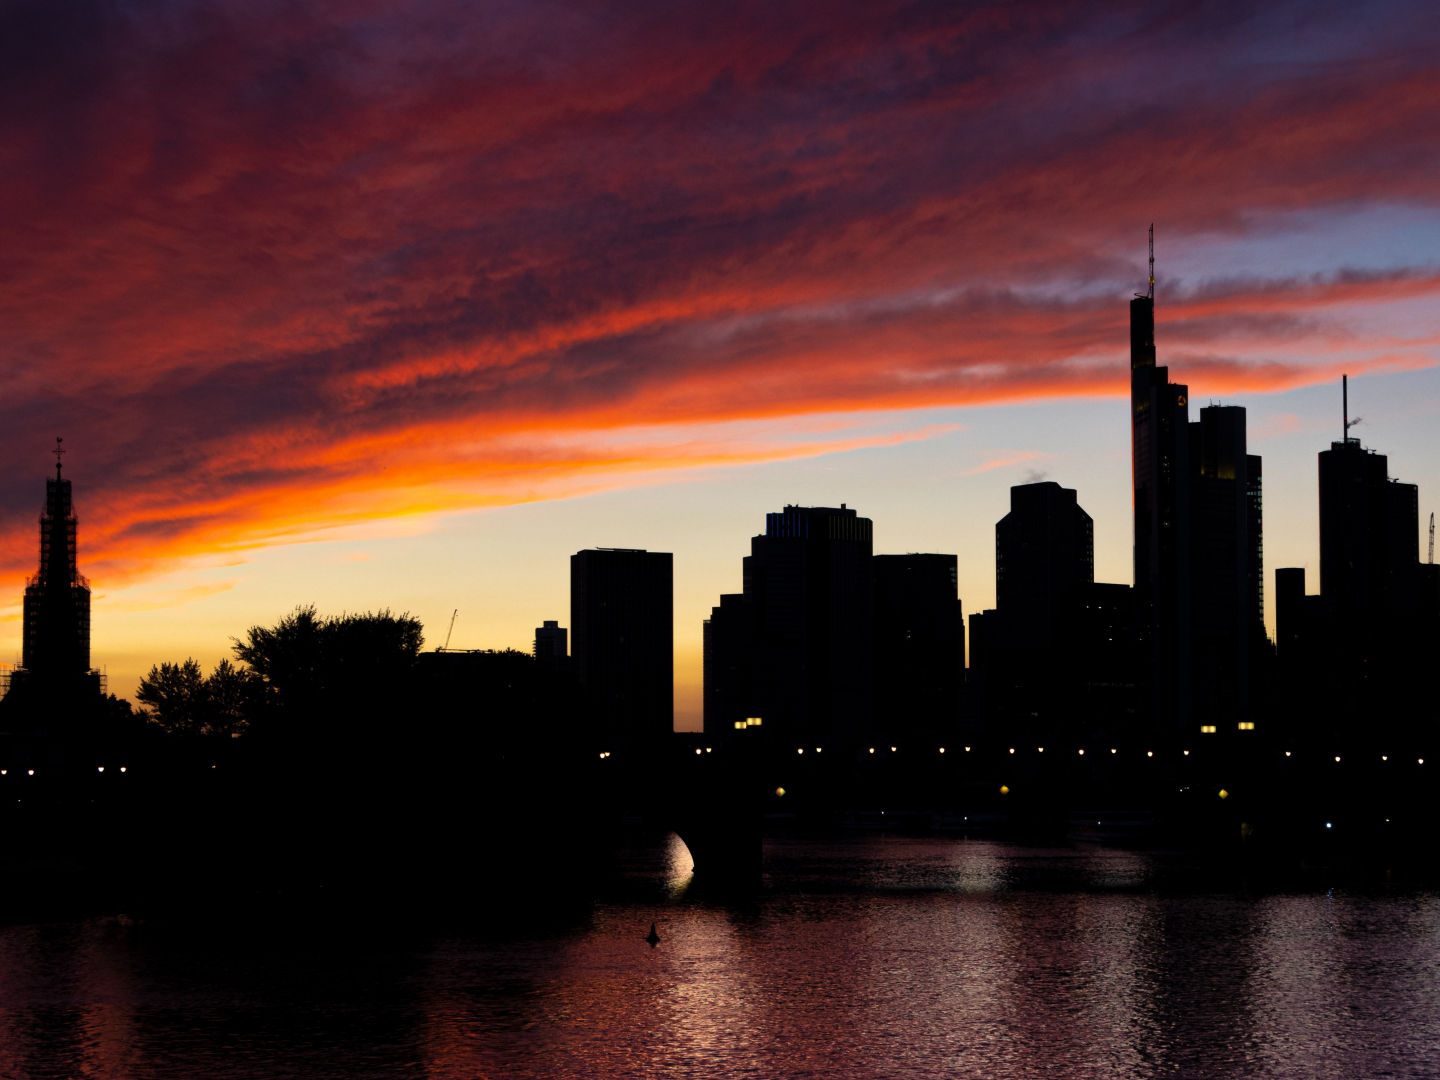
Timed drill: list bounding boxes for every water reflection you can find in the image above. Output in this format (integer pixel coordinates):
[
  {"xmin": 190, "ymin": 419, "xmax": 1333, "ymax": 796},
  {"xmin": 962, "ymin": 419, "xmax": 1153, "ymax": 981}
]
[{"xmin": 0, "ymin": 836, "xmax": 1437, "ymax": 1078}]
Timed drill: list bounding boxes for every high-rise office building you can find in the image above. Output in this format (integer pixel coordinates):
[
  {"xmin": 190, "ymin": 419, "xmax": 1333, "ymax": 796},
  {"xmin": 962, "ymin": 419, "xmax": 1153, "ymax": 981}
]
[
  {"xmin": 1274, "ymin": 567, "xmax": 1307, "ymax": 668},
  {"xmin": 1275, "ymin": 380, "xmax": 1430, "ymax": 746},
  {"xmin": 1060, "ymin": 581, "xmax": 1139, "ymax": 739},
  {"xmin": 1189, "ymin": 405, "xmax": 1265, "ymax": 730},
  {"xmin": 995, "ymin": 481, "xmax": 1094, "ymax": 651},
  {"xmin": 1130, "ymin": 236, "xmax": 1266, "ymax": 737},
  {"xmin": 1131, "ymin": 278, "xmax": 1193, "ymax": 735},
  {"xmin": 1319, "ymin": 437, "xmax": 1418, "ymax": 630},
  {"xmin": 570, "ymin": 549, "xmax": 673, "ymax": 747},
  {"xmin": 703, "ymin": 593, "xmax": 751, "ymax": 744},
  {"xmin": 872, "ymin": 554, "xmax": 963, "ymax": 740},
  {"xmin": 738, "ymin": 504, "xmax": 874, "ymax": 745},
  {"xmin": 533, "ymin": 620, "xmax": 568, "ymax": 670},
  {"xmin": 973, "ymin": 481, "xmax": 1135, "ymax": 741},
  {"xmin": 1314, "ymin": 406, "xmax": 1423, "ymax": 738}
]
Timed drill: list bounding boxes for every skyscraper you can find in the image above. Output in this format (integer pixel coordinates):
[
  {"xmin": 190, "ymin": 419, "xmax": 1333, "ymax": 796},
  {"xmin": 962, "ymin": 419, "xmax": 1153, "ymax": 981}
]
[
  {"xmin": 570, "ymin": 549, "xmax": 673, "ymax": 748},
  {"xmin": 533, "ymin": 620, "xmax": 568, "ymax": 671},
  {"xmin": 1188, "ymin": 405, "xmax": 1265, "ymax": 731},
  {"xmin": 872, "ymin": 553, "xmax": 962, "ymax": 741},
  {"xmin": 995, "ymin": 481, "xmax": 1094, "ymax": 651},
  {"xmin": 703, "ymin": 593, "xmax": 751, "ymax": 744},
  {"xmin": 974, "ymin": 480, "xmax": 1134, "ymax": 742},
  {"xmin": 1130, "ymin": 257, "xmax": 1193, "ymax": 735},
  {"xmin": 1129, "ymin": 234, "xmax": 1268, "ymax": 737},
  {"xmin": 1319, "ymin": 437, "xmax": 1418, "ymax": 631},
  {"xmin": 1316, "ymin": 397, "xmax": 1422, "ymax": 739},
  {"xmin": 736, "ymin": 504, "xmax": 874, "ymax": 746}
]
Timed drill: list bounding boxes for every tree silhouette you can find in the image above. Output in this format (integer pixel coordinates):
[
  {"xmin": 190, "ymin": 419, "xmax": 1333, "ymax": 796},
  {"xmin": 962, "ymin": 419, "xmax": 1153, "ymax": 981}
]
[
  {"xmin": 232, "ymin": 605, "xmax": 423, "ymax": 747},
  {"xmin": 136, "ymin": 658, "xmax": 207, "ymax": 735},
  {"xmin": 137, "ymin": 657, "xmax": 258, "ymax": 738}
]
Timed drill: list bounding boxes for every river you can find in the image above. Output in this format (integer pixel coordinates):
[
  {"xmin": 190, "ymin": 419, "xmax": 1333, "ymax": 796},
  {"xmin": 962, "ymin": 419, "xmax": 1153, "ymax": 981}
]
[{"xmin": 1, "ymin": 833, "xmax": 1436, "ymax": 1078}]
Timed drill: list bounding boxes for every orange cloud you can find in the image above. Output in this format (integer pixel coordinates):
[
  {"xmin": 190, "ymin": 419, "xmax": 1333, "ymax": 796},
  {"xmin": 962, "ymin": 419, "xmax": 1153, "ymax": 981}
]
[{"xmin": 0, "ymin": 0, "xmax": 1437, "ymax": 594}]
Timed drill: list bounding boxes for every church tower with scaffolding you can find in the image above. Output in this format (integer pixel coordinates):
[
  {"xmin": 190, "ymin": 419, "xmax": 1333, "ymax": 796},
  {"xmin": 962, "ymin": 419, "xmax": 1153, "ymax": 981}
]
[{"xmin": 3, "ymin": 439, "xmax": 102, "ymax": 722}]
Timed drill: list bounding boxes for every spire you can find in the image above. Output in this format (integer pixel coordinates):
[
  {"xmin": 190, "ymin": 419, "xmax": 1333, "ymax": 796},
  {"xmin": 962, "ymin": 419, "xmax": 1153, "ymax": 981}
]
[
  {"xmin": 53, "ymin": 436, "xmax": 64, "ymax": 479},
  {"xmin": 1148, "ymin": 223, "xmax": 1155, "ymax": 302},
  {"xmin": 1130, "ymin": 228, "xmax": 1157, "ymax": 368}
]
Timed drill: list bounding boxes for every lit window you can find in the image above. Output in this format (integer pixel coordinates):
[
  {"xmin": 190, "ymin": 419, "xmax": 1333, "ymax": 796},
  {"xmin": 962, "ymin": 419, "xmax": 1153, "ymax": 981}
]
[
  {"xmin": 1009, "ymin": 748, "xmax": 1015, "ymax": 754},
  {"xmin": 1038, "ymin": 747, "xmax": 1044, "ymax": 753},
  {"xmin": 746, "ymin": 717, "xmax": 763, "ymax": 726},
  {"xmin": 695, "ymin": 749, "xmax": 701, "ymax": 755},
  {"xmin": 797, "ymin": 748, "xmax": 804, "ymax": 754},
  {"xmin": 734, "ymin": 721, "xmax": 745, "ymax": 730},
  {"xmin": 1237, "ymin": 722, "xmax": 1255, "ymax": 731},
  {"xmin": 1146, "ymin": 751, "xmax": 1153, "ymax": 757},
  {"xmin": 939, "ymin": 748, "xmax": 945, "ymax": 753},
  {"xmin": 1078, "ymin": 749, "xmax": 1085, "ymax": 755},
  {"xmin": 1200, "ymin": 725, "xmax": 1217, "ymax": 734},
  {"xmin": 869, "ymin": 748, "xmax": 875, "ymax": 754}
]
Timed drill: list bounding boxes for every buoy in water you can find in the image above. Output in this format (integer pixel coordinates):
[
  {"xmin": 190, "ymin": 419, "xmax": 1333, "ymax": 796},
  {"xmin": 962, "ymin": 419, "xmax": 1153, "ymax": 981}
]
[{"xmin": 645, "ymin": 922, "xmax": 660, "ymax": 947}]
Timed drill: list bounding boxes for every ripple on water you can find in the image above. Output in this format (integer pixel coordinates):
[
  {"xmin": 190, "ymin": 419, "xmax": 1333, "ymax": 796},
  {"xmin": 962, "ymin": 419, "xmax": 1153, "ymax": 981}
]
[{"xmin": 0, "ymin": 835, "xmax": 1436, "ymax": 1079}]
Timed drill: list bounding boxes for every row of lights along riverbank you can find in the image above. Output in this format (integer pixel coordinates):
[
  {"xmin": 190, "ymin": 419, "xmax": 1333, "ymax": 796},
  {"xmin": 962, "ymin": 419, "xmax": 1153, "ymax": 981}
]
[{"xmin": 610, "ymin": 747, "xmax": 1424, "ymax": 763}]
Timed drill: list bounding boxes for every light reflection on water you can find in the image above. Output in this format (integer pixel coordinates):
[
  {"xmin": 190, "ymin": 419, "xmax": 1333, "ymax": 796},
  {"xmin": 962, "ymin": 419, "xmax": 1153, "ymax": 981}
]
[{"xmin": 1, "ymin": 834, "xmax": 1438, "ymax": 1079}]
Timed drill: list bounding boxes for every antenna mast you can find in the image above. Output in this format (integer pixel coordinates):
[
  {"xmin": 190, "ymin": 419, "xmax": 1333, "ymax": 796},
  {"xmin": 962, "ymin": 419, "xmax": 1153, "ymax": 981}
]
[
  {"xmin": 1429, "ymin": 513, "xmax": 1435, "ymax": 565},
  {"xmin": 1342, "ymin": 374, "xmax": 1349, "ymax": 441},
  {"xmin": 1148, "ymin": 223, "xmax": 1154, "ymax": 302}
]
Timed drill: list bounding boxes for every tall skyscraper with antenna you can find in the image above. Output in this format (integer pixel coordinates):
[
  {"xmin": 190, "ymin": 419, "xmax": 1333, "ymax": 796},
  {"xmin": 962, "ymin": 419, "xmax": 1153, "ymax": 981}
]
[
  {"xmin": 1130, "ymin": 227, "xmax": 1193, "ymax": 734},
  {"xmin": 1319, "ymin": 377, "xmax": 1419, "ymax": 649},
  {"xmin": 1129, "ymin": 230, "xmax": 1265, "ymax": 736}
]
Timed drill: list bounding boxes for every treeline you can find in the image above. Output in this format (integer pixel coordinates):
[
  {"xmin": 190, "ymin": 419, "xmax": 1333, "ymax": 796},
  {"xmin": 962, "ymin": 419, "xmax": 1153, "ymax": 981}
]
[
  {"xmin": 136, "ymin": 605, "xmax": 423, "ymax": 744},
  {"xmin": 134, "ymin": 604, "xmax": 589, "ymax": 761},
  {"xmin": 116, "ymin": 604, "xmax": 602, "ymax": 911}
]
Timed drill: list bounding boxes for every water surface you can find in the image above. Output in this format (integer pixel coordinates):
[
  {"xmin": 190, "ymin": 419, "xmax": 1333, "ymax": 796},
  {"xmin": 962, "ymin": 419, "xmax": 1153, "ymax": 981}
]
[{"xmin": 1, "ymin": 834, "xmax": 1435, "ymax": 1079}]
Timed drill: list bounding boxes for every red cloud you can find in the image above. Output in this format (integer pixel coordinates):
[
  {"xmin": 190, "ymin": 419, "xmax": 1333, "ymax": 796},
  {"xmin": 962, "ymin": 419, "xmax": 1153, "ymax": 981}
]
[{"xmin": 0, "ymin": 0, "xmax": 1437, "ymax": 587}]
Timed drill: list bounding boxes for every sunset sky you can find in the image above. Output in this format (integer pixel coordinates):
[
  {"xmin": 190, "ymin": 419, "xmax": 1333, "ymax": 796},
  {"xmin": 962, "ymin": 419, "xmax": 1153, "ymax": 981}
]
[{"xmin": 3, "ymin": 0, "xmax": 1438, "ymax": 728}]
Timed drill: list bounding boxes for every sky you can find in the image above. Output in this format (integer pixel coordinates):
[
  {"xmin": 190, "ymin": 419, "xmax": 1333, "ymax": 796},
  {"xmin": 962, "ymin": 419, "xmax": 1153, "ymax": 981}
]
[{"xmin": 2, "ymin": 0, "xmax": 1438, "ymax": 729}]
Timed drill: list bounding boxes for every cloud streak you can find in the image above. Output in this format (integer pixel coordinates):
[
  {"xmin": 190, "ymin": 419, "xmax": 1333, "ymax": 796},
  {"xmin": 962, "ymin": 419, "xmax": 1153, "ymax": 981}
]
[{"xmin": 1, "ymin": 0, "xmax": 1438, "ymax": 585}]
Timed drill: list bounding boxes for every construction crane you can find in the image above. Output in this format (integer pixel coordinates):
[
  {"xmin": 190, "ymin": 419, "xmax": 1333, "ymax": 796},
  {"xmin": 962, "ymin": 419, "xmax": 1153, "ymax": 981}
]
[
  {"xmin": 1430, "ymin": 512, "xmax": 1435, "ymax": 565},
  {"xmin": 441, "ymin": 609, "xmax": 458, "ymax": 651}
]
